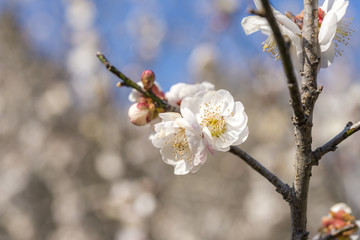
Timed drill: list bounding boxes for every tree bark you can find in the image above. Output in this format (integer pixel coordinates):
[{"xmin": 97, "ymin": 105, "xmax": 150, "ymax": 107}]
[{"xmin": 291, "ymin": 0, "xmax": 320, "ymax": 239}]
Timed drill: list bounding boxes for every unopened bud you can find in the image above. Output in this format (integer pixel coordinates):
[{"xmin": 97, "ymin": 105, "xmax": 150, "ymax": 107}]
[
  {"xmin": 141, "ymin": 70, "xmax": 155, "ymax": 90},
  {"xmin": 128, "ymin": 103, "xmax": 151, "ymax": 126}
]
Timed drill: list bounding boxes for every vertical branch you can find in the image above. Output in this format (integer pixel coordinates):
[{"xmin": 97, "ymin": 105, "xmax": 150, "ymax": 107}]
[
  {"xmin": 258, "ymin": 0, "xmax": 305, "ymax": 124},
  {"xmin": 291, "ymin": 0, "xmax": 320, "ymax": 239}
]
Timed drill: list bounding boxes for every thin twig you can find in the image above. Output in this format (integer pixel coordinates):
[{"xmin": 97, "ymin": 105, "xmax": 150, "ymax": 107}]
[
  {"xmin": 229, "ymin": 146, "xmax": 293, "ymax": 203},
  {"xmin": 312, "ymin": 121, "xmax": 360, "ymax": 165},
  {"xmin": 258, "ymin": 0, "xmax": 305, "ymax": 125},
  {"xmin": 96, "ymin": 52, "xmax": 179, "ymax": 112}
]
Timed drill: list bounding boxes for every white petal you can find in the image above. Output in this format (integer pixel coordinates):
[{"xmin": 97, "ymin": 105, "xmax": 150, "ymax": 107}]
[
  {"xmin": 333, "ymin": 0, "xmax": 348, "ymax": 21},
  {"xmin": 280, "ymin": 24, "xmax": 302, "ymax": 55},
  {"xmin": 160, "ymin": 143, "xmax": 178, "ymax": 165},
  {"xmin": 319, "ymin": 11, "xmax": 338, "ymax": 51},
  {"xmin": 201, "ymin": 90, "xmax": 234, "ymax": 115},
  {"xmin": 290, "ymin": 43, "xmax": 303, "ymax": 70},
  {"xmin": 275, "ymin": 12, "xmax": 301, "ymax": 35},
  {"xmin": 232, "ymin": 126, "xmax": 249, "ymax": 145},
  {"xmin": 181, "ymin": 95, "xmax": 201, "ymax": 115},
  {"xmin": 174, "ymin": 161, "xmax": 190, "ymax": 175},
  {"xmin": 241, "ymin": 15, "xmax": 269, "ymax": 35},
  {"xmin": 253, "ymin": 0, "xmax": 263, "ymax": 10},
  {"xmin": 324, "ymin": 0, "xmax": 348, "ymax": 20},
  {"xmin": 194, "ymin": 144, "xmax": 207, "ymax": 165},
  {"xmin": 184, "ymin": 128, "xmax": 201, "ymax": 153},
  {"xmin": 152, "ymin": 133, "xmax": 165, "ymax": 148},
  {"xmin": 330, "ymin": 202, "xmax": 352, "ymax": 214},
  {"xmin": 159, "ymin": 112, "xmax": 181, "ymax": 122},
  {"xmin": 200, "ymin": 81, "xmax": 215, "ymax": 90},
  {"xmin": 321, "ymin": 0, "xmax": 331, "ymax": 12},
  {"xmin": 226, "ymin": 110, "xmax": 247, "ymax": 129},
  {"xmin": 154, "ymin": 121, "xmax": 177, "ymax": 135},
  {"xmin": 320, "ymin": 40, "xmax": 335, "ymax": 68}
]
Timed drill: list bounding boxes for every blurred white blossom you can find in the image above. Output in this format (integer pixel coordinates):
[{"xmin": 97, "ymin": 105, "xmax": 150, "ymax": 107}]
[{"xmin": 165, "ymin": 81, "xmax": 214, "ymax": 106}]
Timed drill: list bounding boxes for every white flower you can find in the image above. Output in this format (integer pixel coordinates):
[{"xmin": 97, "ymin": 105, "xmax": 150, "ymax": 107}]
[
  {"xmin": 165, "ymin": 81, "xmax": 215, "ymax": 106},
  {"xmin": 241, "ymin": 0, "xmax": 302, "ymax": 69},
  {"xmin": 318, "ymin": 0, "xmax": 352, "ymax": 68},
  {"xmin": 151, "ymin": 112, "xmax": 207, "ymax": 175},
  {"xmin": 181, "ymin": 89, "xmax": 248, "ymax": 152}
]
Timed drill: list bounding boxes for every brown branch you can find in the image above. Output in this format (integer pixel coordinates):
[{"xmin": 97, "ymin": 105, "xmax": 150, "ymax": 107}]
[
  {"xmin": 290, "ymin": 0, "xmax": 320, "ymax": 239},
  {"xmin": 96, "ymin": 52, "xmax": 179, "ymax": 112},
  {"xmin": 258, "ymin": 0, "xmax": 306, "ymax": 125},
  {"xmin": 229, "ymin": 146, "xmax": 293, "ymax": 203},
  {"xmin": 312, "ymin": 121, "xmax": 360, "ymax": 165}
]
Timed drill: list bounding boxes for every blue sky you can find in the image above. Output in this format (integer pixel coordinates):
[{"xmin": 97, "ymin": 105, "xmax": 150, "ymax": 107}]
[{"xmin": 0, "ymin": 0, "xmax": 359, "ymax": 92}]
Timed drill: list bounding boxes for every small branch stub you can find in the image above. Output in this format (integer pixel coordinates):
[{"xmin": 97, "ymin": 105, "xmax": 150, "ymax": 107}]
[{"xmin": 312, "ymin": 121, "xmax": 360, "ymax": 165}]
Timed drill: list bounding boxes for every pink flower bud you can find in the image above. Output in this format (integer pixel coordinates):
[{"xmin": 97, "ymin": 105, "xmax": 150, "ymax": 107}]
[
  {"xmin": 128, "ymin": 103, "xmax": 150, "ymax": 126},
  {"xmin": 141, "ymin": 70, "xmax": 155, "ymax": 90}
]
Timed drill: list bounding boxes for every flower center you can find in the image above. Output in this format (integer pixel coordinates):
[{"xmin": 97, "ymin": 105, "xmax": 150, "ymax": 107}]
[
  {"xmin": 262, "ymin": 35, "xmax": 280, "ymax": 60},
  {"xmin": 204, "ymin": 117, "xmax": 226, "ymax": 137},
  {"xmin": 333, "ymin": 18, "xmax": 354, "ymax": 56},
  {"xmin": 171, "ymin": 129, "xmax": 192, "ymax": 163},
  {"xmin": 200, "ymin": 107, "xmax": 226, "ymax": 138}
]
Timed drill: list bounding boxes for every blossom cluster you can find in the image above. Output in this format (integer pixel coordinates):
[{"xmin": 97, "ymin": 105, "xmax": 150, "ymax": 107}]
[
  {"xmin": 241, "ymin": 0, "xmax": 353, "ymax": 69},
  {"xmin": 313, "ymin": 203, "xmax": 360, "ymax": 240},
  {"xmin": 128, "ymin": 71, "xmax": 249, "ymax": 175}
]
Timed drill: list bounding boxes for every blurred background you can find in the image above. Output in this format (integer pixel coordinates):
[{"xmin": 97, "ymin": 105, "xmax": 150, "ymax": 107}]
[{"xmin": 0, "ymin": 0, "xmax": 359, "ymax": 239}]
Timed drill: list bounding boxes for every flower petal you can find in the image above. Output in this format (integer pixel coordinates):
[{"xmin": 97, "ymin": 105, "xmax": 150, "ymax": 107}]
[
  {"xmin": 333, "ymin": 0, "xmax": 348, "ymax": 21},
  {"xmin": 320, "ymin": 40, "xmax": 335, "ymax": 68},
  {"xmin": 322, "ymin": 0, "xmax": 348, "ymax": 20},
  {"xmin": 275, "ymin": 12, "xmax": 301, "ymax": 35},
  {"xmin": 241, "ymin": 15, "xmax": 269, "ymax": 35},
  {"xmin": 174, "ymin": 160, "xmax": 190, "ymax": 175},
  {"xmin": 181, "ymin": 95, "xmax": 201, "ymax": 116},
  {"xmin": 253, "ymin": 0, "xmax": 263, "ymax": 10},
  {"xmin": 319, "ymin": 11, "xmax": 338, "ymax": 51},
  {"xmin": 232, "ymin": 126, "xmax": 249, "ymax": 145},
  {"xmin": 159, "ymin": 112, "xmax": 181, "ymax": 122},
  {"xmin": 160, "ymin": 143, "xmax": 177, "ymax": 165}
]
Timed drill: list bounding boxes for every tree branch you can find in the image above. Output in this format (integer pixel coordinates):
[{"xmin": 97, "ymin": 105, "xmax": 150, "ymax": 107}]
[
  {"xmin": 312, "ymin": 121, "xmax": 360, "ymax": 165},
  {"xmin": 290, "ymin": 0, "xmax": 320, "ymax": 239},
  {"xmin": 229, "ymin": 146, "xmax": 293, "ymax": 203},
  {"xmin": 258, "ymin": 0, "xmax": 305, "ymax": 125},
  {"xmin": 96, "ymin": 52, "xmax": 179, "ymax": 112}
]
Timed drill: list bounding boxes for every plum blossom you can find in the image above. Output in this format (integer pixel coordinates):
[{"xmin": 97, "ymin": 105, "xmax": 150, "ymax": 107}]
[
  {"xmin": 318, "ymin": 0, "xmax": 353, "ymax": 68},
  {"xmin": 151, "ymin": 112, "xmax": 207, "ymax": 175},
  {"xmin": 165, "ymin": 81, "xmax": 214, "ymax": 106},
  {"xmin": 128, "ymin": 70, "xmax": 166, "ymax": 126},
  {"xmin": 313, "ymin": 203, "xmax": 360, "ymax": 240},
  {"xmin": 181, "ymin": 89, "xmax": 248, "ymax": 152},
  {"xmin": 241, "ymin": 0, "xmax": 302, "ymax": 69}
]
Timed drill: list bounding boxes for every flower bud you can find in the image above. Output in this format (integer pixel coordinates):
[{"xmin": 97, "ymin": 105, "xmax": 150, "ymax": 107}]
[
  {"xmin": 128, "ymin": 103, "xmax": 150, "ymax": 126},
  {"xmin": 141, "ymin": 70, "xmax": 155, "ymax": 90}
]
